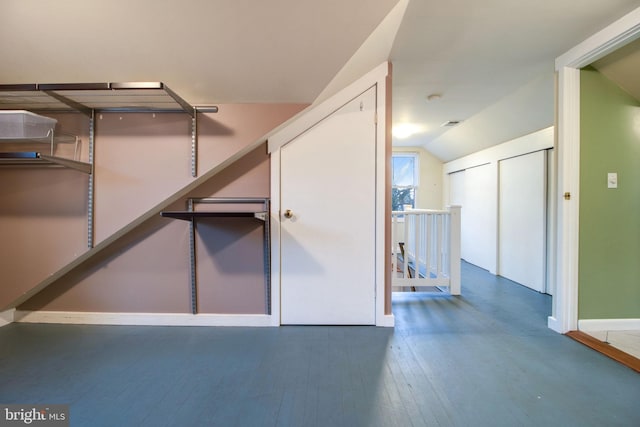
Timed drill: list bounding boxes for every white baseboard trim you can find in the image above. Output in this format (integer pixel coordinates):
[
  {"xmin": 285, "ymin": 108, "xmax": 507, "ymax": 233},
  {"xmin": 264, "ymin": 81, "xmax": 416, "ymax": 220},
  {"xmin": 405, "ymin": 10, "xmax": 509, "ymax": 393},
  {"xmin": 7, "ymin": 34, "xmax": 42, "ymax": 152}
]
[
  {"xmin": 377, "ymin": 314, "xmax": 395, "ymax": 327},
  {"xmin": 14, "ymin": 311, "xmax": 275, "ymax": 327},
  {"xmin": 0, "ymin": 309, "xmax": 15, "ymax": 327},
  {"xmin": 547, "ymin": 316, "xmax": 562, "ymax": 333},
  {"xmin": 578, "ymin": 318, "xmax": 640, "ymax": 332}
]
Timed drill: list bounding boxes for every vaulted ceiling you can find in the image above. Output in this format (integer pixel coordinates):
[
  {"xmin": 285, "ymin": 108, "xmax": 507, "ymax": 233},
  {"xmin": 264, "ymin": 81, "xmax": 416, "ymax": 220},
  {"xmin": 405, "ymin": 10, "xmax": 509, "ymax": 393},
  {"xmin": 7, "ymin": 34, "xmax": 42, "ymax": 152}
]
[
  {"xmin": 0, "ymin": 0, "xmax": 398, "ymax": 104},
  {"xmin": 592, "ymin": 36, "xmax": 640, "ymax": 101},
  {"xmin": 389, "ymin": 0, "xmax": 640, "ymax": 160},
  {"xmin": 1, "ymin": 0, "xmax": 639, "ymax": 161}
]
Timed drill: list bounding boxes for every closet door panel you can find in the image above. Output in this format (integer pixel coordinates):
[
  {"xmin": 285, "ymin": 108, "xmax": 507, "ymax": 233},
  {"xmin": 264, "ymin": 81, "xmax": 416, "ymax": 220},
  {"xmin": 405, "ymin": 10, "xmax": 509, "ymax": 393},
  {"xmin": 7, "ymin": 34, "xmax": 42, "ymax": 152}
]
[{"xmin": 498, "ymin": 151, "xmax": 546, "ymax": 292}]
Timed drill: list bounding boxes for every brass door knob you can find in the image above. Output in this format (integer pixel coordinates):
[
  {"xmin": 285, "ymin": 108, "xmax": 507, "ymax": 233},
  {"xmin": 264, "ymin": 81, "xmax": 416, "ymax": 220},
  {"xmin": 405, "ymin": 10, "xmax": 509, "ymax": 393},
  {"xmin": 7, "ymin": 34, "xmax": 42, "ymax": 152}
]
[{"xmin": 283, "ymin": 209, "xmax": 293, "ymax": 219}]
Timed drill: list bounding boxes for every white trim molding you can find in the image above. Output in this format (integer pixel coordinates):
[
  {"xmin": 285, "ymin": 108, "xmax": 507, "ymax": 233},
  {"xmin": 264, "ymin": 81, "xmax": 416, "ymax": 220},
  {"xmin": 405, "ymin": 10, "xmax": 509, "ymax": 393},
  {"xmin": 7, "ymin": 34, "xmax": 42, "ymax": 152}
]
[
  {"xmin": 377, "ymin": 314, "xmax": 395, "ymax": 327},
  {"xmin": 268, "ymin": 62, "xmax": 391, "ymax": 153},
  {"xmin": 443, "ymin": 127, "xmax": 554, "ymax": 175},
  {"xmin": 550, "ymin": 66, "xmax": 581, "ymax": 333},
  {"xmin": 269, "ymin": 62, "xmax": 392, "ymax": 327},
  {"xmin": 550, "ymin": 6, "xmax": 640, "ymax": 334},
  {"xmin": 0, "ymin": 308, "xmax": 15, "ymax": 327},
  {"xmin": 14, "ymin": 311, "xmax": 275, "ymax": 327},
  {"xmin": 556, "ymin": 7, "xmax": 640, "ymax": 69},
  {"xmin": 579, "ymin": 318, "xmax": 640, "ymax": 332},
  {"xmin": 269, "ymin": 151, "xmax": 282, "ymax": 326}
]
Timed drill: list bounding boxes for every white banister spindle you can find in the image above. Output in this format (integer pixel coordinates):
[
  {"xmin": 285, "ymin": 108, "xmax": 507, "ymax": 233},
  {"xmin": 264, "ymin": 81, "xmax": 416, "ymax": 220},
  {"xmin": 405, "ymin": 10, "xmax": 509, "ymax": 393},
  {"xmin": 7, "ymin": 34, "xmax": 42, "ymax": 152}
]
[
  {"xmin": 433, "ymin": 215, "xmax": 439, "ymax": 276},
  {"xmin": 442, "ymin": 214, "xmax": 450, "ymax": 276},
  {"xmin": 391, "ymin": 214, "xmax": 397, "ymax": 277},
  {"xmin": 413, "ymin": 213, "xmax": 420, "ymax": 279},
  {"xmin": 403, "ymin": 212, "xmax": 410, "ymax": 279},
  {"xmin": 420, "ymin": 214, "xmax": 433, "ymax": 277},
  {"xmin": 391, "ymin": 207, "xmax": 461, "ymax": 294}
]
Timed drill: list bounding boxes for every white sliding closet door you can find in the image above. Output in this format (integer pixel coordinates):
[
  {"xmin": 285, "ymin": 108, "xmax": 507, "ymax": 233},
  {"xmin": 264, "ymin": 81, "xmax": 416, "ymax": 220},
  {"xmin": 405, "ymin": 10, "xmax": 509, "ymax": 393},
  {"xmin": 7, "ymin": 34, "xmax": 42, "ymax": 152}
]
[
  {"xmin": 498, "ymin": 151, "xmax": 546, "ymax": 292},
  {"xmin": 462, "ymin": 164, "xmax": 495, "ymax": 272},
  {"xmin": 448, "ymin": 170, "xmax": 465, "ymax": 206}
]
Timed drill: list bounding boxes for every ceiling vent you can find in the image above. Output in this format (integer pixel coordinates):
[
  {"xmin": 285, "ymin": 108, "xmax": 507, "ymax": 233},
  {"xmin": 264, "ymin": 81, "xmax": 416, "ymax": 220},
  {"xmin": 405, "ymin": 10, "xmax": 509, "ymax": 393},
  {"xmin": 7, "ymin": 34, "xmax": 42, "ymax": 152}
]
[{"xmin": 441, "ymin": 120, "xmax": 462, "ymax": 127}]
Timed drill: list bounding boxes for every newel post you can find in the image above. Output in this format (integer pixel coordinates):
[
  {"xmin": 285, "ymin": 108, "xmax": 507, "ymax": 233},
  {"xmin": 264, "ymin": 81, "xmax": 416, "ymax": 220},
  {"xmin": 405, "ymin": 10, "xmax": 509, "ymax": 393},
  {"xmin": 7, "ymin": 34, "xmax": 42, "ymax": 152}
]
[{"xmin": 448, "ymin": 205, "xmax": 462, "ymax": 295}]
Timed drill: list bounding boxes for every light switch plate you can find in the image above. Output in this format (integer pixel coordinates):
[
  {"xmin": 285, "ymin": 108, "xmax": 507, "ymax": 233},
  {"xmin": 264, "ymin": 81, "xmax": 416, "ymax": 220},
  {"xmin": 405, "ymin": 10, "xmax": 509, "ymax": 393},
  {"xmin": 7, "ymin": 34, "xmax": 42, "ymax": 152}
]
[{"xmin": 607, "ymin": 172, "xmax": 617, "ymax": 189}]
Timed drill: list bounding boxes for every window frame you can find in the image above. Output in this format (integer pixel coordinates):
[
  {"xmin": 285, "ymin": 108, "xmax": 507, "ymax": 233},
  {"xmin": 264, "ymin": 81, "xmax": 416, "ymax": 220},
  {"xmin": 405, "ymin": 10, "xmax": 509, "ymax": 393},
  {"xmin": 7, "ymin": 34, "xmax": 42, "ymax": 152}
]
[{"xmin": 391, "ymin": 152, "xmax": 419, "ymax": 212}]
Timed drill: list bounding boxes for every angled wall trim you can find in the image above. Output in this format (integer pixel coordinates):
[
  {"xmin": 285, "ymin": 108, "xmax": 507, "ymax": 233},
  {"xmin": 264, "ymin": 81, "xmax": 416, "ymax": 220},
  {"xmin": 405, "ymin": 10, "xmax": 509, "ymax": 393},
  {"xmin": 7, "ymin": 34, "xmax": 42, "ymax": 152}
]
[
  {"xmin": 556, "ymin": 7, "xmax": 640, "ymax": 69},
  {"xmin": 1, "ymin": 139, "xmax": 268, "ymax": 312},
  {"xmin": 268, "ymin": 62, "xmax": 391, "ymax": 153}
]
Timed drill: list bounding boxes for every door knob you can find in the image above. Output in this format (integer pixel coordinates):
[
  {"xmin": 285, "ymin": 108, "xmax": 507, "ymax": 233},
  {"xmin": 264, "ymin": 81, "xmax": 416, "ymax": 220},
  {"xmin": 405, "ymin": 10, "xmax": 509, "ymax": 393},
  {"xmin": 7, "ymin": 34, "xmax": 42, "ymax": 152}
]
[{"xmin": 284, "ymin": 209, "xmax": 293, "ymax": 219}]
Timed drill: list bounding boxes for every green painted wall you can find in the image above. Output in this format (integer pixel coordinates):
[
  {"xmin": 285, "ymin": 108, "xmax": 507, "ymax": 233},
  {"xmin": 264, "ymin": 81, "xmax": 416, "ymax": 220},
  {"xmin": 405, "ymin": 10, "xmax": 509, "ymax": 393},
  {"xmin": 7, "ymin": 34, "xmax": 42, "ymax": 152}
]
[{"xmin": 579, "ymin": 67, "xmax": 640, "ymax": 319}]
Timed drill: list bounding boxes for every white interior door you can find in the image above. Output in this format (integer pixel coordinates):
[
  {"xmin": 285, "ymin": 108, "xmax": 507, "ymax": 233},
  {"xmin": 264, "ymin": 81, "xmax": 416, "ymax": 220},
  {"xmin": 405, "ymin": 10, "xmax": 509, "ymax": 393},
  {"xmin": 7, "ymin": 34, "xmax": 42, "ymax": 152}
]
[
  {"xmin": 280, "ymin": 88, "xmax": 376, "ymax": 325},
  {"xmin": 498, "ymin": 151, "xmax": 547, "ymax": 292}
]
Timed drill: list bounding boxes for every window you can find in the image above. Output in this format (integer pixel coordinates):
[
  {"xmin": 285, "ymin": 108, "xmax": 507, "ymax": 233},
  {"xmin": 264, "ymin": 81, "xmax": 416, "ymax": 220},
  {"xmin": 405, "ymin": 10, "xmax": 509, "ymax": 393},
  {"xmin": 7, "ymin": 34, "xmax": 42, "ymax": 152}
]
[{"xmin": 392, "ymin": 153, "xmax": 418, "ymax": 211}]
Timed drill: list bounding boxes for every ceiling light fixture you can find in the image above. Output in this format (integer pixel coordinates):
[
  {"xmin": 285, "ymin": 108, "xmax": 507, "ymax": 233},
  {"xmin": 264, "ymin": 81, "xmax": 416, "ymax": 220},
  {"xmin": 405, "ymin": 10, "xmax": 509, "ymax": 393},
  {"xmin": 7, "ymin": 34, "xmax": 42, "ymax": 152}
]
[
  {"xmin": 441, "ymin": 120, "xmax": 462, "ymax": 127},
  {"xmin": 392, "ymin": 123, "xmax": 422, "ymax": 139},
  {"xmin": 426, "ymin": 94, "xmax": 442, "ymax": 102}
]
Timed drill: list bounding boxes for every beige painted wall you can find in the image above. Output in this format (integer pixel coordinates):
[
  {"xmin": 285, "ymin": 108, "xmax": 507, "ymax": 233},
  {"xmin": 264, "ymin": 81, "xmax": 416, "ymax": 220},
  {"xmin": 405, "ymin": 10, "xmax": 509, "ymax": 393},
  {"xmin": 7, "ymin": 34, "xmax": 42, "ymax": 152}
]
[
  {"xmin": 195, "ymin": 218, "xmax": 267, "ymax": 314},
  {"xmin": 94, "ymin": 104, "xmax": 304, "ymax": 243},
  {"xmin": 393, "ymin": 146, "xmax": 443, "ymax": 209},
  {"xmin": 20, "ymin": 146, "xmax": 271, "ymax": 313},
  {"xmin": 3, "ymin": 104, "xmax": 305, "ymax": 313},
  {"xmin": 20, "ymin": 218, "xmax": 192, "ymax": 313},
  {"xmin": 0, "ymin": 113, "xmax": 90, "ymax": 310}
]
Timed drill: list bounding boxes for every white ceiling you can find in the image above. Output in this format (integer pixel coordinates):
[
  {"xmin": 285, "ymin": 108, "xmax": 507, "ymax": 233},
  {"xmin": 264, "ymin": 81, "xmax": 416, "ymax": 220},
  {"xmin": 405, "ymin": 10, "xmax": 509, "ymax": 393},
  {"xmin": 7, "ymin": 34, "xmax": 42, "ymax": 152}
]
[
  {"xmin": 0, "ymin": 0, "xmax": 398, "ymax": 103},
  {"xmin": 1, "ymin": 0, "xmax": 639, "ymax": 161},
  {"xmin": 389, "ymin": 0, "xmax": 640, "ymax": 160}
]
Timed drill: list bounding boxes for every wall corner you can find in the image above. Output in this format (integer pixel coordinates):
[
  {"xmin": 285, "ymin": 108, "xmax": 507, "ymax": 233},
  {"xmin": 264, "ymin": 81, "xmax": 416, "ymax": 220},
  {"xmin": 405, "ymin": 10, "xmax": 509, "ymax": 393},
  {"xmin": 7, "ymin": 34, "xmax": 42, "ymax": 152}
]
[{"xmin": 0, "ymin": 308, "xmax": 15, "ymax": 327}]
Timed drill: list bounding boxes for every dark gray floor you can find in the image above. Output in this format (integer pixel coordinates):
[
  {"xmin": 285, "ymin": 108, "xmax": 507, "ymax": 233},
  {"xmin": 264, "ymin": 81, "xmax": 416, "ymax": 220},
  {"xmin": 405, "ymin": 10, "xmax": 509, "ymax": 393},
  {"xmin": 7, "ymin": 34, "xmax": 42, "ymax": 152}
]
[{"xmin": 0, "ymin": 262, "xmax": 638, "ymax": 426}]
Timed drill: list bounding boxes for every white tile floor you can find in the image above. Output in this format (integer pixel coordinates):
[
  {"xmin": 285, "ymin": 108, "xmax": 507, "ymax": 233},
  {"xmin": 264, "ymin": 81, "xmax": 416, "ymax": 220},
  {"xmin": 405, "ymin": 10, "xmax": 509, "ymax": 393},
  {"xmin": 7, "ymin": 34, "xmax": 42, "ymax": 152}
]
[{"xmin": 584, "ymin": 329, "xmax": 640, "ymax": 359}]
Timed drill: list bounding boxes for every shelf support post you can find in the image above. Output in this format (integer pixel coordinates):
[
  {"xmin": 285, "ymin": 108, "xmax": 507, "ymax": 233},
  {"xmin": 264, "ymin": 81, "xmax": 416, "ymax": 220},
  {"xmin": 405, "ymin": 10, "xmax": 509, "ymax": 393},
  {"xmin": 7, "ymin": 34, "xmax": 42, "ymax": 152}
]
[
  {"xmin": 87, "ymin": 110, "xmax": 96, "ymax": 248},
  {"xmin": 191, "ymin": 110, "xmax": 198, "ymax": 177},
  {"xmin": 188, "ymin": 199, "xmax": 198, "ymax": 314}
]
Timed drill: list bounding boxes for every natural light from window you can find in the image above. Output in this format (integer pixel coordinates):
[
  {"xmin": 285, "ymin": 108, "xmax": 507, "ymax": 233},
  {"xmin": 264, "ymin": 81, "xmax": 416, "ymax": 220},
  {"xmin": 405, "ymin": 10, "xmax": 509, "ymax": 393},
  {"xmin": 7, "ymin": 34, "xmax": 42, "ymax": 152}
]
[
  {"xmin": 392, "ymin": 153, "xmax": 419, "ymax": 212},
  {"xmin": 392, "ymin": 123, "xmax": 422, "ymax": 139}
]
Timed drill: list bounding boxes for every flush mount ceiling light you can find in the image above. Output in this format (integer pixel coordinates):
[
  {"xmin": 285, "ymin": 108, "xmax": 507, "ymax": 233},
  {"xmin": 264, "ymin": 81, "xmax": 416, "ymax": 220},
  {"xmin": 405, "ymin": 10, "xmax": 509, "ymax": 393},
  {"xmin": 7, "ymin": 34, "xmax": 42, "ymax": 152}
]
[
  {"xmin": 392, "ymin": 123, "xmax": 422, "ymax": 139},
  {"xmin": 426, "ymin": 93, "xmax": 442, "ymax": 102},
  {"xmin": 441, "ymin": 120, "xmax": 462, "ymax": 127}
]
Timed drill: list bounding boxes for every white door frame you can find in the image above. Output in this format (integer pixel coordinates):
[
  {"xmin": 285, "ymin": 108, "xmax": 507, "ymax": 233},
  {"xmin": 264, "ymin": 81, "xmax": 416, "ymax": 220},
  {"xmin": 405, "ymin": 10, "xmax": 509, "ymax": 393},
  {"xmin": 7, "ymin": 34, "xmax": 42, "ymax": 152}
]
[
  {"xmin": 268, "ymin": 62, "xmax": 393, "ymax": 327},
  {"xmin": 279, "ymin": 87, "xmax": 376, "ymax": 325},
  {"xmin": 550, "ymin": 7, "xmax": 640, "ymax": 333}
]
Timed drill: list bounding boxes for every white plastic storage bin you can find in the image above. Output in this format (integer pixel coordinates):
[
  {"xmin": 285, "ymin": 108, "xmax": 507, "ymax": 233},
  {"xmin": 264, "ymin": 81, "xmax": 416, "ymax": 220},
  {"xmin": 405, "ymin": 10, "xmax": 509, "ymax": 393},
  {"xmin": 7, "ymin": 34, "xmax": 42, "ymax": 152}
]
[{"xmin": 0, "ymin": 110, "xmax": 57, "ymax": 139}]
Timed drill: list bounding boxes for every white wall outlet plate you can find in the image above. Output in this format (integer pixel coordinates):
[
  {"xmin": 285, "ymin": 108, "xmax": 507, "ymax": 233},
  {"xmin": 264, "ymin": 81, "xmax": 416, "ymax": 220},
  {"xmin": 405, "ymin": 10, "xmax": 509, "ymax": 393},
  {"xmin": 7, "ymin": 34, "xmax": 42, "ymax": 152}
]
[{"xmin": 607, "ymin": 172, "xmax": 618, "ymax": 189}]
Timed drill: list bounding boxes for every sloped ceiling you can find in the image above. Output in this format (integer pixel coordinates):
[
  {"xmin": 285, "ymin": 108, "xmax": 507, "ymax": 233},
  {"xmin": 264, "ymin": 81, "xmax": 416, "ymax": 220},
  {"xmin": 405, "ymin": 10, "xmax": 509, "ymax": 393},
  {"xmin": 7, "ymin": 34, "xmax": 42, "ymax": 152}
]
[
  {"xmin": 389, "ymin": 0, "xmax": 640, "ymax": 161},
  {"xmin": 592, "ymin": 36, "xmax": 640, "ymax": 101},
  {"xmin": 1, "ymin": 0, "xmax": 639, "ymax": 162},
  {"xmin": 0, "ymin": 0, "xmax": 399, "ymax": 104}
]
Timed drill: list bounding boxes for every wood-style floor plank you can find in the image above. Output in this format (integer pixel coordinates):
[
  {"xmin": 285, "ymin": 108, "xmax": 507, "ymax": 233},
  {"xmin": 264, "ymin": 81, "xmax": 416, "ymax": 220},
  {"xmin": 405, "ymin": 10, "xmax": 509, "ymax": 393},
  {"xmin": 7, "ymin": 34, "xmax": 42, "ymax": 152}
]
[
  {"xmin": 1, "ymin": 262, "xmax": 638, "ymax": 426},
  {"xmin": 566, "ymin": 330, "xmax": 640, "ymax": 373}
]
